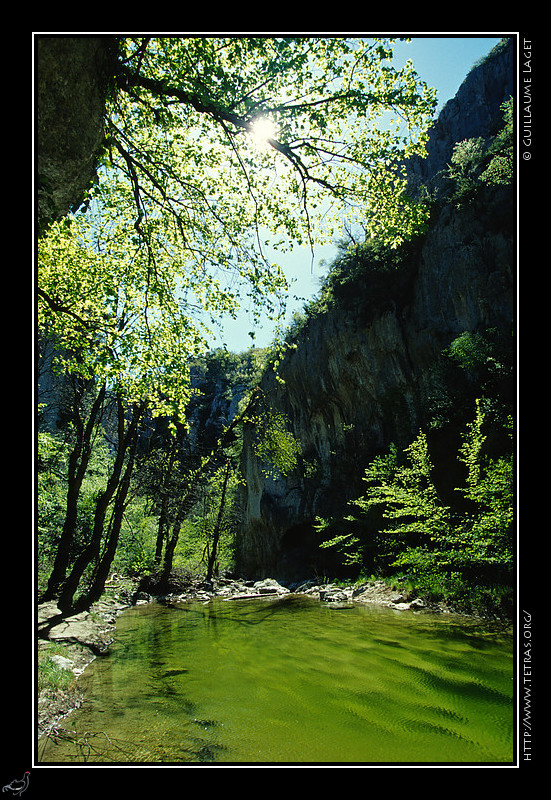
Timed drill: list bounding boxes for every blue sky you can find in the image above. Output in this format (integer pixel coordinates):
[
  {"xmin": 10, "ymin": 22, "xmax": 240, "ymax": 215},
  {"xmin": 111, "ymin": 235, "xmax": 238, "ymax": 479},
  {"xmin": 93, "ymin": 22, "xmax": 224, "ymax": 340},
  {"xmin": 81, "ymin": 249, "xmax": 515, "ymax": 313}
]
[{"xmin": 210, "ymin": 35, "xmax": 505, "ymax": 353}]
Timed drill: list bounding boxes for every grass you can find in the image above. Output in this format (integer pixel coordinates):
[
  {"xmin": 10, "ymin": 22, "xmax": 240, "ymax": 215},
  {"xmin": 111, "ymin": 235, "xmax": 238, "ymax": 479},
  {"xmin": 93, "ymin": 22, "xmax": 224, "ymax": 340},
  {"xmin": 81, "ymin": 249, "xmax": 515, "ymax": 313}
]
[{"xmin": 38, "ymin": 642, "xmax": 77, "ymax": 693}]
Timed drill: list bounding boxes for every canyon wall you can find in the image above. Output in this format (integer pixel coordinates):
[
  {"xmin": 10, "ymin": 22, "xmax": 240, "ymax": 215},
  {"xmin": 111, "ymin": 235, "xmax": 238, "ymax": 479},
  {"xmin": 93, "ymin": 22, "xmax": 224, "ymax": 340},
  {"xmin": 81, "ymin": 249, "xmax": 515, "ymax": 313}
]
[{"xmin": 236, "ymin": 39, "xmax": 515, "ymax": 581}]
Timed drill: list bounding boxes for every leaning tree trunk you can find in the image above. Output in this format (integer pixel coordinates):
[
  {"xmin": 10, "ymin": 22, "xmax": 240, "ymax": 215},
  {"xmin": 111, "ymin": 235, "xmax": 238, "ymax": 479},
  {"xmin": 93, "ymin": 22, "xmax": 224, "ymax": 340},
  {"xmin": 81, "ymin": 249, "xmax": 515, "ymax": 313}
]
[
  {"xmin": 159, "ymin": 388, "xmax": 261, "ymax": 585},
  {"xmin": 41, "ymin": 380, "xmax": 106, "ymax": 602},
  {"xmin": 57, "ymin": 398, "xmax": 144, "ymax": 611},
  {"xmin": 160, "ymin": 491, "xmax": 198, "ymax": 586},
  {"xmin": 78, "ymin": 421, "xmax": 140, "ymax": 609}
]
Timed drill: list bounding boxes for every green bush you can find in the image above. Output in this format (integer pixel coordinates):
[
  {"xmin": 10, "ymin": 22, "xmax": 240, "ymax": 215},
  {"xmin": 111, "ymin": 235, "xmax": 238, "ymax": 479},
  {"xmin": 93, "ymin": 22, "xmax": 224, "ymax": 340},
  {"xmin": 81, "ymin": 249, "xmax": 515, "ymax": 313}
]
[
  {"xmin": 312, "ymin": 235, "xmax": 419, "ymax": 317},
  {"xmin": 446, "ymin": 97, "xmax": 513, "ymax": 207},
  {"xmin": 320, "ymin": 399, "xmax": 513, "ymax": 610}
]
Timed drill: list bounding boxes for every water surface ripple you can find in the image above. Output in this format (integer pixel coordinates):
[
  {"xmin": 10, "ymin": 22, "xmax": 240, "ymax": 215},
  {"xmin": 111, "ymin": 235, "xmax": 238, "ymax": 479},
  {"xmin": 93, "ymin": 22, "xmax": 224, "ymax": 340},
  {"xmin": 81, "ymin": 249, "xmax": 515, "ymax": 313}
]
[{"xmin": 39, "ymin": 596, "xmax": 514, "ymax": 764}]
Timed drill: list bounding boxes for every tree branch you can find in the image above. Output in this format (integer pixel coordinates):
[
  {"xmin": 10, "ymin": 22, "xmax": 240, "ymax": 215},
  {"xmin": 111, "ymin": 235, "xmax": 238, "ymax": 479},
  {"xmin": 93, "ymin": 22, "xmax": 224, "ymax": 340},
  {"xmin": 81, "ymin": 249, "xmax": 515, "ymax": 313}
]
[
  {"xmin": 114, "ymin": 62, "xmax": 344, "ymax": 196},
  {"xmin": 37, "ymin": 287, "xmax": 93, "ymax": 329}
]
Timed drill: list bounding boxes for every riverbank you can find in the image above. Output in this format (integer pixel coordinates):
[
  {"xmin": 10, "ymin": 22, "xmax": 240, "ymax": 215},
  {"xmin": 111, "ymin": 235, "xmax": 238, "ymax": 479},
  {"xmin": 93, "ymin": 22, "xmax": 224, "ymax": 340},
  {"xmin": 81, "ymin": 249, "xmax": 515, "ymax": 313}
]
[{"xmin": 37, "ymin": 573, "xmax": 511, "ymax": 741}]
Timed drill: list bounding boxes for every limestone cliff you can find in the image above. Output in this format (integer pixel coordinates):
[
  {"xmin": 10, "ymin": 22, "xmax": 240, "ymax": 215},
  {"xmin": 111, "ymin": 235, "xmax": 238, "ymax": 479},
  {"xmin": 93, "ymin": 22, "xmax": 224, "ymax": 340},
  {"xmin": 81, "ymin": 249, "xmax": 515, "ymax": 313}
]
[
  {"xmin": 236, "ymin": 39, "xmax": 515, "ymax": 581},
  {"xmin": 36, "ymin": 36, "xmax": 116, "ymax": 234}
]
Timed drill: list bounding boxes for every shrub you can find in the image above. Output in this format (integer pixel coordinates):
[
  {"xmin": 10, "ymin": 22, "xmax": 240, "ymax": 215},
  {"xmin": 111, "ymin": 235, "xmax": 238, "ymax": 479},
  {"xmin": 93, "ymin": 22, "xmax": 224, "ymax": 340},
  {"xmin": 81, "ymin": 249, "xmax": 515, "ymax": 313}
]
[
  {"xmin": 446, "ymin": 97, "xmax": 513, "ymax": 207},
  {"xmin": 321, "ymin": 400, "xmax": 513, "ymax": 609}
]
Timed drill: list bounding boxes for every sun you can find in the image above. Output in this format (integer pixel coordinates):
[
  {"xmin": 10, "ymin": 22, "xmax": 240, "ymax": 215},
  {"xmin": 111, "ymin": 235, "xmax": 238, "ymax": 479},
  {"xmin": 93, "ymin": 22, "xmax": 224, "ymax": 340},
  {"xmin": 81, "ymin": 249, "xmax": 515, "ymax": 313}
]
[{"xmin": 249, "ymin": 116, "xmax": 279, "ymax": 149}]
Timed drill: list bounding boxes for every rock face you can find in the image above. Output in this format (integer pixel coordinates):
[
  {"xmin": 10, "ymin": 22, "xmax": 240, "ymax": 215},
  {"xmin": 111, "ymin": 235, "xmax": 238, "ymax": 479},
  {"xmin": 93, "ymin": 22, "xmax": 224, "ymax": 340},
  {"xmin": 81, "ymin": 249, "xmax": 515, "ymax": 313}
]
[
  {"xmin": 408, "ymin": 38, "xmax": 515, "ymax": 189},
  {"xmin": 36, "ymin": 36, "xmax": 115, "ymax": 233},
  {"xmin": 236, "ymin": 39, "xmax": 515, "ymax": 581}
]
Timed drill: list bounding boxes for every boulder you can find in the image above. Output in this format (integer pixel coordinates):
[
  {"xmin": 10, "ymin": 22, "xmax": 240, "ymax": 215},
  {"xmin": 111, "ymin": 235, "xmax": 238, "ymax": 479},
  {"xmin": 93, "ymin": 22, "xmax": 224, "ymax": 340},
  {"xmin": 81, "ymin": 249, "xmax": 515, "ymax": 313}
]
[
  {"xmin": 253, "ymin": 578, "xmax": 290, "ymax": 595},
  {"xmin": 50, "ymin": 655, "xmax": 74, "ymax": 672},
  {"xmin": 319, "ymin": 587, "xmax": 350, "ymax": 603}
]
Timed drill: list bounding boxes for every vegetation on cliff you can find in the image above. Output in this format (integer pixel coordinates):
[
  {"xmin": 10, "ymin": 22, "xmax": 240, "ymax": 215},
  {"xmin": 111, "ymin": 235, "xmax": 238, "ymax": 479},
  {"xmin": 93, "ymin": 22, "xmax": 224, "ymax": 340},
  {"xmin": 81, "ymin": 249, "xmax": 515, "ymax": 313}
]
[
  {"xmin": 282, "ymin": 92, "xmax": 514, "ymax": 342},
  {"xmin": 266, "ymin": 89, "xmax": 515, "ymax": 616}
]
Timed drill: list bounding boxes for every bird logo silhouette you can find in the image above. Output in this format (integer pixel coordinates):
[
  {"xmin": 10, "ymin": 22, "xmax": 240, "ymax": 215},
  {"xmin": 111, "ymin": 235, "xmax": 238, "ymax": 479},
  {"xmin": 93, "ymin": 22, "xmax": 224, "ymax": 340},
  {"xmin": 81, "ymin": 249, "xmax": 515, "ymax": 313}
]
[{"xmin": 2, "ymin": 772, "xmax": 30, "ymax": 797}]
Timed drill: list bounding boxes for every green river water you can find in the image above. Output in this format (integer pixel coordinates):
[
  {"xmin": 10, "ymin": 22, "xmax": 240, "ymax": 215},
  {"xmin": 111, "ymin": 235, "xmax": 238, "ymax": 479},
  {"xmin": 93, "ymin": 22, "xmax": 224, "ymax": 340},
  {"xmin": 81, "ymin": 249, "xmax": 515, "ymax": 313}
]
[{"xmin": 38, "ymin": 595, "xmax": 515, "ymax": 765}]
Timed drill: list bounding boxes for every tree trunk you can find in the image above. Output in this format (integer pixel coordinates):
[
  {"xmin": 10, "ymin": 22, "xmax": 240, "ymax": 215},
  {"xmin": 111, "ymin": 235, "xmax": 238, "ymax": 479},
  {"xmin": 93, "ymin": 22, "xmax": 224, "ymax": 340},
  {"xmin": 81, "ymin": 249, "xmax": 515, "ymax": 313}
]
[
  {"xmin": 41, "ymin": 380, "xmax": 106, "ymax": 601},
  {"xmin": 154, "ymin": 441, "xmax": 178, "ymax": 565},
  {"xmin": 78, "ymin": 420, "xmax": 140, "ymax": 608},
  {"xmin": 160, "ymin": 389, "xmax": 261, "ymax": 586},
  {"xmin": 160, "ymin": 493, "xmax": 197, "ymax": 585},
  {"xmin": 57, "ymin": 398, "xmax": 144, "ymax": 611},
  {"xmin": 154, "ymin": 503, "xmax": 168, "ymax": 565},
  {"xmin": 206, "ymin": 460, "xmax": 231, "ymax": 581}
]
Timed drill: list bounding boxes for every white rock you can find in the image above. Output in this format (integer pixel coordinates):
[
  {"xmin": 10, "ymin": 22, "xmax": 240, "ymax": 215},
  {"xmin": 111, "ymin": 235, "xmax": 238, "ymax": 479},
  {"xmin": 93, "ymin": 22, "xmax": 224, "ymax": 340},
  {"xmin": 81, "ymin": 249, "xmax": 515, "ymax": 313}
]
[{"xmin": 50, "ymin": 655, "xmax": 74, "ymax": 671}]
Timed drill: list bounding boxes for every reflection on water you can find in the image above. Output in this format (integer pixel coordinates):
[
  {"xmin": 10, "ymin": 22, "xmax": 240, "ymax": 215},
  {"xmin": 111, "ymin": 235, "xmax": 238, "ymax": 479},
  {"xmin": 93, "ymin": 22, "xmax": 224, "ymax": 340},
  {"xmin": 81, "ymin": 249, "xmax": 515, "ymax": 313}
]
[{"xmin": 38, "ymin": 596, "xmax": 514, "ymax": 764}]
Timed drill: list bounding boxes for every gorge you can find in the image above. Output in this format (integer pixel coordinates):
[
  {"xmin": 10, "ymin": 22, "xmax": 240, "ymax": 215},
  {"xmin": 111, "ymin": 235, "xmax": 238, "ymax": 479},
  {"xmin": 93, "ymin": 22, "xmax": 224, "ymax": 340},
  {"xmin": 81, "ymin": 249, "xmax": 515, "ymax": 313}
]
[
  {"xmin": 235, "ymin": 38, "xmax": 515, "ymax": 585},
  {"xmin": 34, "ymin": 35, "xmax": 517, "ymax": 769},
  {"xmin": 36, "ymin": 36, "xmax": 516, "ymax": 624}
]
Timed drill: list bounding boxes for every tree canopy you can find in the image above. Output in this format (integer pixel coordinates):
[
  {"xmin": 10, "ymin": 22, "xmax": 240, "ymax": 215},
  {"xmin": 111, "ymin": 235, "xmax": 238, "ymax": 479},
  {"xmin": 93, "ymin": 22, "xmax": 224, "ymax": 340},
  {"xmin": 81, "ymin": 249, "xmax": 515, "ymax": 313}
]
[{"xmin": 38, "ymin": 36, "xmax": 437, "ymax": 423}]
